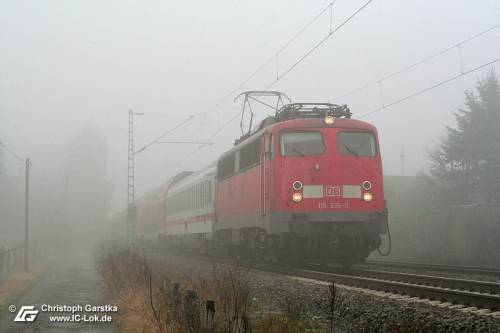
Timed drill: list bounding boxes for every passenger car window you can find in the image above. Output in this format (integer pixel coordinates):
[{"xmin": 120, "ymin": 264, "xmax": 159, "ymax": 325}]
[
  {"xmin": 280, "ymin": 131, "xmax": 324, "ymax": 157},
  {"xmin": 338, "ymin": 132, "xmax": 376, "ymax": 157}
]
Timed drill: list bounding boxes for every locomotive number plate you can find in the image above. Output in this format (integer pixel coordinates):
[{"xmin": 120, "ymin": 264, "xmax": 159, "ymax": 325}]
[{"xmin": 318, "ymin": 202, "xmax": 349, "ymax": 209}]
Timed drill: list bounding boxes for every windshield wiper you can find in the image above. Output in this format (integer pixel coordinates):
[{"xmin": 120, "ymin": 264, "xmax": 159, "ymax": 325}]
[
  {"xmin": 291, "ymin": 147, "xmax": 306, "ymax": 157},
  {"xmin": 343, "ymin": 144, "xmax": 359, "ymax": 156}
]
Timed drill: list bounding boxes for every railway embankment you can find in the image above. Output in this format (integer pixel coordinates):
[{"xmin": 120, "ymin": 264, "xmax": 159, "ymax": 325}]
[{"xmin": 98, "ymin": 246, "xmax": 500, "ymax": 332}]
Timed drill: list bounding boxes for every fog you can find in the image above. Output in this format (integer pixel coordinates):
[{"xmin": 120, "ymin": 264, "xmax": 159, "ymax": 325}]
[{"xmin": 1, "ymin": 0, "xmax": 500, "ymax": 248}]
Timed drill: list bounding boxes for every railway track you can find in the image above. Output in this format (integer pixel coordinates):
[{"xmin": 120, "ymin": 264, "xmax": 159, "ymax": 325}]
[
  {"xmin": 298, "ymin": 264, "xmax": 500, "ymax": 310},
  {"xmin": 361, "ymin": 260, "xmax": 500, "ymax": 277},
  {"xmin": 145, "ymin": 247, "xmax": 500, "ymax": 311},
  {"xmin": 255, "ymin": 264, "xmax": 500, "ymax": 311}
]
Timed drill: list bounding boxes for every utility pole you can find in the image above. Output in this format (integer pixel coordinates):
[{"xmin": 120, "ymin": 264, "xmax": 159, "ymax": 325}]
[
  {"xmin": 24, "ymin": 157, "xmax": 30, "ymax": 272},
  {"xmin": 126, "ymin": 111, "xmax": 204, "ymax": 242}
]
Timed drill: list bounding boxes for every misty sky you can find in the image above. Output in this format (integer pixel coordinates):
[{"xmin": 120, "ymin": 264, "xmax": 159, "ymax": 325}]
[{"xmin": 1, "ymin": 0, "xmax": 500, "ymax": 213}]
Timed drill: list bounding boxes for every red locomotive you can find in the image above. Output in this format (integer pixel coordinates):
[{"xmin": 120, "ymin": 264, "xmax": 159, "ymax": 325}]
[{"xmin": 129, "ymin": 91, "xmax": 388, "ymax": 266}]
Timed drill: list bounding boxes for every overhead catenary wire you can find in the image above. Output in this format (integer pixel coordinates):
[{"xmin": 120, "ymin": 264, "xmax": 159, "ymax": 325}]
[
  {"xmin": 136, "ymin": 1, "xmax": 349, "ymax": 159},
  {"xmin": 193, "ymin": 0, "xmax": 374, "ymax": 146},
  {"xmin": 264, "ymin": 0, "xmax": 374, "ymax": 90},
  {"xmin": 204, "ymin": 0, "xmax": 374, "ymax": 140},
  {"xmin": 134, "ymin": 115, "xmax": 194, "ymax": 155},
  {"xmin": 201, "ymin": 0, "xmax": 340, "ymax": 116},
  {"xmin": 172, "ymin": 0, "xmax": 375, "ymax": 168},
  {"xmin": 359, "ymin": 56, "xmax": 500, "ymax": 119},
  {"xmin": 140, "ymin": 113, "xmax": 195, "ymax": 117},
  {"xmin": 331, "ymin": 22, "xmax": 500, "ymax": 102},
  {"xmin": 0, "ymin": 139, "xmax": 25, "ymax": 163}
]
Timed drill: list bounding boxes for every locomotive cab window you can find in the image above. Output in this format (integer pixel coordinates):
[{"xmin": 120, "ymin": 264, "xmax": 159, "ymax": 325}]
[
  {"xmin": 338, "ymin": 131, "xmax": 376, "ymax": 157},
  {"xmin": 280, "ymin": 131, "xmax": 324, "ymax": 157}
]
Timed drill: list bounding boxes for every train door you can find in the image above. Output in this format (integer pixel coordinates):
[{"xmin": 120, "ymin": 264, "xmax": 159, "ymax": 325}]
[{"xmin": 260, "ymin": 134, "xmax": 273, "ymax": 216}]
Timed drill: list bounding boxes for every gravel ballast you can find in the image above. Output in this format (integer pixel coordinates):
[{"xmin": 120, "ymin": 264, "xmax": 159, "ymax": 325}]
[{"xmin": 150, "ymin": 252, "xmax": 500, "ymax": 332}]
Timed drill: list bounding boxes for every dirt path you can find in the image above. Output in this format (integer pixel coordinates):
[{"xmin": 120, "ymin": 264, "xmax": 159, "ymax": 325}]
[{"xmin": 0, "ymin": 251, "xmax": 114, "ymax": 333}]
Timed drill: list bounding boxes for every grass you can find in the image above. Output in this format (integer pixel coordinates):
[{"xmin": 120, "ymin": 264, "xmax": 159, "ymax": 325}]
[
  {"xmin": 0, "ymin": 263, "xmax": 47, "ymax": 315},
  {"xmin": 96, "ymin": 247, "xmax": 350, "ymax": 333}
]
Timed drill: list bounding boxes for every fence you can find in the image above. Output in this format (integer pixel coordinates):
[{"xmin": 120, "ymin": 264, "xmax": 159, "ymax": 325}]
[
  {"xmin": 160, "ymin": 278, "xmax": 250, "ymax": 333},
  {"xmin": 0, "ymin": 246, "xmax": 24, "ymax": 280}
]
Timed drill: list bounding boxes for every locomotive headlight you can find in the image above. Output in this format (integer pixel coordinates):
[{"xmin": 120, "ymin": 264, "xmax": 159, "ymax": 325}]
[
  {"xmin": 292, "ymin": 180, "xmax": 303, "ymax": 191},
  {"xmin": 324, "ymin": 115, "xmax": 335, "ymax": 125},
  {"xmin": 362, "ymin": 180, "xmax": 372, "ymax": 191},
  {"xmin": 363, "ymin": 192, "xmax": 373, "ymax": 202},
  {"xmin": 292, "ymin": 192, "xmax": 303, "ymax": 203}
]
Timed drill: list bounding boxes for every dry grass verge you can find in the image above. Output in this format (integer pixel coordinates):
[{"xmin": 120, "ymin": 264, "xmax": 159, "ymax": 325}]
[
  {"xmin": 96, "ymin": 247, "xmax": 348, "ymax": 333},
  {"xmin": 0, "ymin": 264, "xmax": 47, "ymax": 315}
]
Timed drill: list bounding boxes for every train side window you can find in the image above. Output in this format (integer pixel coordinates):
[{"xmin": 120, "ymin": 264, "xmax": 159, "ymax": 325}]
[
  {"xmin": 205, "ymin": 181, "xmax": 209, "ymax": 206},
  {"xmin": 268, "ymin": 134, "xmax": 274, "ymax": 159},
  {"xmin": 240, "ymin": 139, "xmax": 260, "ymax": 170},
  {"xmin": 193, "ymin": 184, "xmax": 198, "ymax": 208},
  {"xmin": 205, "ymin": 181, "xmax": 210, "ymax": 206},
  {"xmin": 193, "ymin": 186, "xmax": 197, "ymax": 208},
  {"xmin": 190, "ymin": 187, "xmax": 193, "ymax": 209},
  {"xmin": 184, "ymin": 191, "xmax": 187, "ymax": 211},
  {"xmin": 198, "ymin": 183, "xmax": 202, "ymax": 208},
  {"xmin": 183, "ymin": 191, "xmax": 187, "ymax": 212},
  {"xmin": 201, "ymin": 182, "xmax": 205, "ymax": 207},
  {"xmin": 197, "ymin": 184, "xmax": 200, "ymax": 208},
  {"xmin": 208, "ymin": 181, "xmax": 212, "ymax": 203},
  {"xmin": 217, "ymin": 153, "xmax": 235, "ymax": 180},
  {"xmin": 234, "ymin": 151, "xmax": 240, "ymax": 173}
]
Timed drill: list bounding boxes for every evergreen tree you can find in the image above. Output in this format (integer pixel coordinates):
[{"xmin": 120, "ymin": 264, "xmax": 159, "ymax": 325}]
[{"xmin": 430, "ymin": 70, "xmax": 500, "ymax": 204}]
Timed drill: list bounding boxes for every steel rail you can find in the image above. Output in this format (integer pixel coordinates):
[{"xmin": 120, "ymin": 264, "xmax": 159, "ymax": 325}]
[
  {"xmin": 144, "ymin": 248, "xmax": 500, "ymax": 310},
  {"xmin": 304, "ymin": 264, "xmax": 500, "ymax": 294},
  {"xmin": 262, "ymin": 265, "xmax": 500, "ymax": 310},
  {"xmin": 362, "ymin": 260, "xmax": 500, "ymax": 277}
]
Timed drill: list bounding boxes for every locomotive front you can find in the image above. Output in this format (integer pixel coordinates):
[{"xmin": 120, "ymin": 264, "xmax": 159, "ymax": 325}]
[{"xmin": 267, "ymin": 105, "xmax": 388, "ymax": 265}]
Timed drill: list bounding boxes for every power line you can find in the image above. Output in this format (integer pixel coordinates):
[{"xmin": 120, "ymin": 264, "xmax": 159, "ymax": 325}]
[
  {"xmin": 134, "ymin": 1, "xmax": 346, "ymax": 158},
  {"xmin": 154, "ymin": 141, "xmax": 214, "ymax": 145},
  {"xmin": 205, "ymin": 110, "xmax": 244, "ymax": 143},
  {"xmin": 134, "ymin": 116, "xmax": 194, "ymax": 155},
  {"xmin": 172, "ymin": 0, "xmax": 375, "ymax": 168},
  {"xmin": 331, "ymin": 22, "xmax": 500, "ymax": 102},
  {"xmin": 140, "ymin": 113, "xmax": 194, "ymax": 117},
  {"xmin": 359, "ymin": 55, "xmax": 500, "ymax": 119},
  {"xmin": 198, "ymin": 0, "xmax": 374, "ymax": 144},
  {"xmin": 0, "ymin": 139, "xmax": 25, "ymax": 163},
  {"xmin": 201, "ymin": 0, "xmax": 340, "ymax": 117},
  {"xmin": 265, "ymin": 0, "xmax": 374, "ymax": 90}
]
